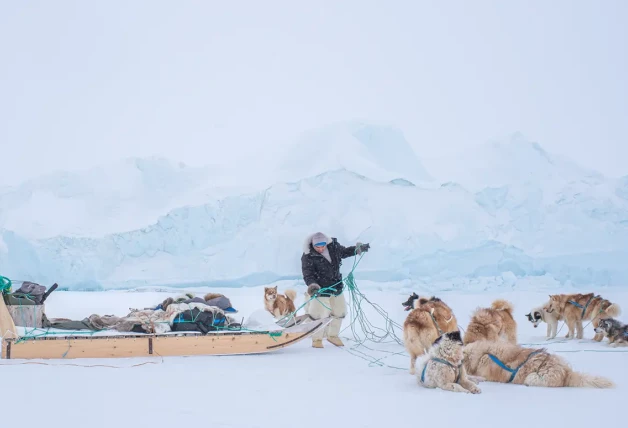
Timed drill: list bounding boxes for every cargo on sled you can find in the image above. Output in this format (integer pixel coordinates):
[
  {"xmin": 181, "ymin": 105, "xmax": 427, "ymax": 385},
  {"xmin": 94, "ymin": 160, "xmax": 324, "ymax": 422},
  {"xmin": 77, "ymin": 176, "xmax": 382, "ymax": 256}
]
[{"xmin": 0, "ymin": 278, "xmax": 328, "ymax": 360}]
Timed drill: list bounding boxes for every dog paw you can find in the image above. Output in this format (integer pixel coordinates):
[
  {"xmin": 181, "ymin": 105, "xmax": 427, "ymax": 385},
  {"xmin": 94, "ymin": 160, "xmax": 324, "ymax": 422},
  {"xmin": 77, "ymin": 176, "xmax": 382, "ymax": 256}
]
[
  {"xmin": 409, "ymin": 368, "xmax": 416, "ymax": 375},
  {"xmin": 469, "ymin": 386, "xmax": 482, "ymax": 394},
  {"xmin": 452, "ymin": 384, "xmax": 470, "ymax": 393}
]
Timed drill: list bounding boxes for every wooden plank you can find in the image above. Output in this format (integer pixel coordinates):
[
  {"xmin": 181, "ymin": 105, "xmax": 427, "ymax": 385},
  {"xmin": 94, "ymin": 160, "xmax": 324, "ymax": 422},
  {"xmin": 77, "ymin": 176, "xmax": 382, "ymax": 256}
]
[
  {"xmin": 2, "ymin": 318, "xmax": 330, "ymax": 360},
  {"xmin": 154, "ymin": 319, "xmax": 326, "ymax": 356},
  {"xmin": 5, "ymin": 336, "xmax": 151, "ymax": 360}
]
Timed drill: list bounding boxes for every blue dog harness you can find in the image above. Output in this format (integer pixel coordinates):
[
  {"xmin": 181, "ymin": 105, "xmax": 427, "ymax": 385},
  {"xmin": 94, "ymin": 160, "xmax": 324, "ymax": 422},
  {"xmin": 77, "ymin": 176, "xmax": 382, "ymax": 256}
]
[
  {"xmin": 488, "ymin": 350, "xmax": 544, "ymax": 383},
  {"xmin": 567, "ymin": 295, "xmax": 598, "ymax": 318},
  {"xmin": 420, "ymin": 358, "xmax": 462, "ymax": 385}
]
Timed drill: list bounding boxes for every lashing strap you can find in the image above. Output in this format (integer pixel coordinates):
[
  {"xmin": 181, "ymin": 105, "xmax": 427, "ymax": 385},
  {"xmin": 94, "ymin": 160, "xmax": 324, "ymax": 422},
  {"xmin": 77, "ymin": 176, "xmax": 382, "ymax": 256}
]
[
  {"xmin": 420, "ymin": 357, "xmax": 462, "ymax": 384},
  {"xmin": 488, "ymin": 350, "xmax": 543, "ymax": 383},
  {"xmin": 567, "ymin": 295, "xmax": 598, "ymax": 318}
]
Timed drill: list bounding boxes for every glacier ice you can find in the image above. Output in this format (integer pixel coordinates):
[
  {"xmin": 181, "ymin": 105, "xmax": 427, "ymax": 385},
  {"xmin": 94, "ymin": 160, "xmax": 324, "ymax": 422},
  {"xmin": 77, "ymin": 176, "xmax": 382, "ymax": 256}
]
[{"xmin": 0, "ymin": 126, "xmax": 627, "ymax": 291}]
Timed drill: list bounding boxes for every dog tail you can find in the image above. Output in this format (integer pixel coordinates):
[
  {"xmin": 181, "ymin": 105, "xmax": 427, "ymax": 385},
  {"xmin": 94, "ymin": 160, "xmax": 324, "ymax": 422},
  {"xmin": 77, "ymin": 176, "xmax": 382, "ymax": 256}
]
[
  {"xmin": 566, "ymin": 371, "xmax": 614, "ymax": 388},
  {"xmin": 491, "ymin": 299, "xmax": 514, "ymax": 313},
  {"xmin": 284, "ymin": 289, "xmax": 297, "ymax": 302},
  {"xmin": 469, "ymin": 308, "xmax": 494, "ymax": 326},
  {"xmin": 604, "ymin": 303, "xmax": 621, "ymax": 318}
]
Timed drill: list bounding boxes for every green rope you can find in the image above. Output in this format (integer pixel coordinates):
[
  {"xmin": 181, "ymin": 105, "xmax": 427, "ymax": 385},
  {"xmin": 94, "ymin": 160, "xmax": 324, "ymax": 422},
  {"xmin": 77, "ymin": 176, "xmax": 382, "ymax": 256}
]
[
  {"xmin": 276, "ymin": 247, "xmax": 409, "ymax": 370},
  {"xmin": 337, "ymin": 266, "xmax": 408, "ymax": 370},
  {"xmin": 0, "ymin": 275, "xmax": 11, "ymax": 294}
]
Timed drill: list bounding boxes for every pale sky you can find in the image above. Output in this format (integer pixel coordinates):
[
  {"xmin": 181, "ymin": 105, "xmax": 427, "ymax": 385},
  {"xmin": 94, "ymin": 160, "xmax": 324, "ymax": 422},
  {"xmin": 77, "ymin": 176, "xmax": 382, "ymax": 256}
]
[{"xmin": 1, "ymin": 0, "xmax": 627, "ymax": 186}]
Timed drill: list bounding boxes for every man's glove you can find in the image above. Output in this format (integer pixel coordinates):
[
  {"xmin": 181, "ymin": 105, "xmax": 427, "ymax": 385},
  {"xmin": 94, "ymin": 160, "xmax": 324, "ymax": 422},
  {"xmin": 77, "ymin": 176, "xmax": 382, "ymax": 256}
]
[
  {"xmin": 307, "ymin": 283, "xmax": 321, "ymax": 296},
  {"xmin": 356, "ymin": 242, "xmax": 370, "ymax": 255}
]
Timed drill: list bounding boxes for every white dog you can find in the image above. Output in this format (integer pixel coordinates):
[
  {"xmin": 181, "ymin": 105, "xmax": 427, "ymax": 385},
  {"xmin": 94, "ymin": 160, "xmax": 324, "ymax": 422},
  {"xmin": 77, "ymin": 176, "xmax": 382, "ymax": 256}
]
[
  {"xmin": 525, "ymin": 302, "xmax": 562, "ymax": 339},
  {"xmin": 415, "ymin": 331, "xmax": 482, "ymax": 394}
]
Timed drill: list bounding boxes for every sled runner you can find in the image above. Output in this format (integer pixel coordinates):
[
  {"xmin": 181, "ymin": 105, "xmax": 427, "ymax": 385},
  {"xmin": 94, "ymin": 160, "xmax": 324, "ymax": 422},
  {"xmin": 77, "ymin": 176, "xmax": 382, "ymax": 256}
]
[{"xmin": 1, "ymin": 316, "xmax": 330, "ymax": 360}]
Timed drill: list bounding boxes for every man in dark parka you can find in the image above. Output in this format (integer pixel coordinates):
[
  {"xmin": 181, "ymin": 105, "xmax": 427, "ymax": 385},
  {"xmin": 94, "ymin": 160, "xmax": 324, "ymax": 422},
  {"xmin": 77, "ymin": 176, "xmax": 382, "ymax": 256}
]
[{"xmin": 301, "ymin": 231, "xmax": 369, "ymax": 348}]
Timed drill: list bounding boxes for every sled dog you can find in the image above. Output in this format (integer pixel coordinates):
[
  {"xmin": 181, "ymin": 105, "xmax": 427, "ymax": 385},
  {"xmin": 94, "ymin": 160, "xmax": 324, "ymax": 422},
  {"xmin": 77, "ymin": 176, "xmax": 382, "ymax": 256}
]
[
  {"xmin": 264, "ymin": 286, "xmax": 297, "ymax": 318},
  {"xmin": 463, "ymin": 299, "xmax": 517, "ymax": 345},
  {"xmin": 416, "ymin": 331, "xmax": 482, "ymax": 394},
  {"xmin": 526, "ymin": 302, "xmax": 563, "ymax": 340},
  {"xmin": 594, "ymin": 318, "xmax": 628, "ymax": 347},
  {"xmin": 547, "ymin": 293, "xmax": 621, "ymax": 340},
  {"xmin": 463, "ymin": 340, "xmax": 614, "ymax": 388},
  {"xmin": 402, "ymin": 293, "xmax": 458, "ymax": 374}
]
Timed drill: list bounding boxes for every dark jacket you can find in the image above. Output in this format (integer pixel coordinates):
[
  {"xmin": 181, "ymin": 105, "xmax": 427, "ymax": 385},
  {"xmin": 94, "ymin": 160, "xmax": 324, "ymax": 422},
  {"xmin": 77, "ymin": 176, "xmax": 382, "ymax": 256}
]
[{"xmin": 301, "ymin": 233, "xmax": 357, "ymax": 296}]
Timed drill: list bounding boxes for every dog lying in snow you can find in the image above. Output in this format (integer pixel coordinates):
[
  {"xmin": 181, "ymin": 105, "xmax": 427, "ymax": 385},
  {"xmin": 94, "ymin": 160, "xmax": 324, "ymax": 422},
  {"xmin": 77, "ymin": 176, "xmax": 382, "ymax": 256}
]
[
  {"xmin": 526, "ymin": 302, "xmax": 563, "ymax": 339},
  {"xmin": 416, "ymin": 331, "xmax": 482, "ymax": 394},
  {"xmin": 463, "ymin": 299, "xmax": 517, "ymax": 345},
  {"xmin": 547, "ymin": 293, "xmax": 621, "ymax": 341},
  {"xmin": 463, "ymin": 340, "xmax": 614, "ymax": 388},
  {"xmin": 402, "ymin": 293, "xmax": 459, "ymax": 375},
  {"xmin": 594, "ymin": 318, "xmax": 628, "ymax": 347}
]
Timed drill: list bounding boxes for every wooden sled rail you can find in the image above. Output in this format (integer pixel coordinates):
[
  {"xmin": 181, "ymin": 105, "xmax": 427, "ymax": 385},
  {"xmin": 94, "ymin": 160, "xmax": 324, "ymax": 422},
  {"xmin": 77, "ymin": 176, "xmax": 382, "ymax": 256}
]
[{"xmin": 1, "ymin": 318, "xmax": 330, "ymax": 360}]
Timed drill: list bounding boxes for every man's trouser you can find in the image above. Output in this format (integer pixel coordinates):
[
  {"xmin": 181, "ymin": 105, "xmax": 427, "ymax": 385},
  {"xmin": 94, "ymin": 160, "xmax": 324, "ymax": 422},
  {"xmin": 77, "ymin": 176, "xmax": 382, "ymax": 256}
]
[{"xmin": 305, "ymin": 292, "xmax": 346, "ymax": 340}]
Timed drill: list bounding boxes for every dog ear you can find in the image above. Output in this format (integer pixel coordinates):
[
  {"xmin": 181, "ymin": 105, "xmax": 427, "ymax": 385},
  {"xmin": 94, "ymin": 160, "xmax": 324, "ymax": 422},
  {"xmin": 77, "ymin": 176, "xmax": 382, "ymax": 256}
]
[
  {"xmin": 433, "ymin": 335, "xmax": 443, "ymax": 346},
  {"xmin": 446, "ymin": 330, "xmax": 462, "ymax": 344},
  {"xmin": 412, "ymin": 292, "xmax": 418, "ymax": 298}
]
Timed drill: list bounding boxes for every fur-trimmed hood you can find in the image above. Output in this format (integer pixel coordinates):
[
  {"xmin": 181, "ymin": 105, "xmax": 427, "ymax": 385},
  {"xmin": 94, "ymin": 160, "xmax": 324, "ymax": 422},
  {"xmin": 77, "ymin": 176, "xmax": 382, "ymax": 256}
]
[{"xmin": 302, "ymin": 232, "xmax": 332, "ymax": 255}]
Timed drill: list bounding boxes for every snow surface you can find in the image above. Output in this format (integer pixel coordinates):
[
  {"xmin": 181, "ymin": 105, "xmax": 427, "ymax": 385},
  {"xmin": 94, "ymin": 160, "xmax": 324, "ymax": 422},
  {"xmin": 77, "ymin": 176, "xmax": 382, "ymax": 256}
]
[
  {"xmin": 1, "ymin": 124, "xmax": 628, "ymax": 290},
  {"xmin": 3, "ymin": 283, "xmax": 626, "ymax": 428}
]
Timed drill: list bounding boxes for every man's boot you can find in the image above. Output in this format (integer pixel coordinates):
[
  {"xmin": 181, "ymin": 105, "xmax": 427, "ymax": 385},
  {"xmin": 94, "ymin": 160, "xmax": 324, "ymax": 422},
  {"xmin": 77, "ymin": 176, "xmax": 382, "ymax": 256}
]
[
  {"xmin": 312, "ymin": 339, "xmax": 323, "ymax": 348},
  {"xmin": 326, "ymin": 336, "xmax": 344, "ymax": 347}
]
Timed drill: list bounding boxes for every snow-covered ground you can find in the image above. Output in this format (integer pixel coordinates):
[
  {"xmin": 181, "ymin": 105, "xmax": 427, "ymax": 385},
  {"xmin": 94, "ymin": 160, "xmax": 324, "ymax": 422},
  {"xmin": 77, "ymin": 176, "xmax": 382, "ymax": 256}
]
[{"xmin": 3, "ymin": 282, "xmax": 627, "ymax": 428}]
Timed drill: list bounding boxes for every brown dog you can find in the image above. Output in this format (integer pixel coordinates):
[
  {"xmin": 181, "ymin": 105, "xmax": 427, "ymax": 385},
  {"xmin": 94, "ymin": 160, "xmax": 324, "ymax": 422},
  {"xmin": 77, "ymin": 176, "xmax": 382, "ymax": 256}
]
[
  {"xmin": 547, "ymin": 293, "xmax": 621, "ymax": 340},
  {"xmin": 463, "ymin": 299, "xmax": 517, "ymax": 345},
  {"xmin": 264, "ymin": 286, "xmax": 297, "ymax": 318},
  {"xmin": 402, "ymin": 294, "xmax": 459, "ymax": 375},
  {"xmin": 463, "ymin": 340, "xmax": 614, "ymax": 388}
]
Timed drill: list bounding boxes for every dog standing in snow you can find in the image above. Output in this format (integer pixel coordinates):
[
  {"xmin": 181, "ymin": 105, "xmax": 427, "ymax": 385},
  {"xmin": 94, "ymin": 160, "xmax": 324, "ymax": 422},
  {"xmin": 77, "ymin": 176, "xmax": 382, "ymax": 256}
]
[
  {"xmin": 463, "ymin": 299, "xmax": 517, "ymax": 345},
  {"xmin": 546, "ymin": 293, "xmax": 621, "ymax": 340},
  {"xmin": 264, "ymin": 286, "xmax": 297, "ymax": 318},
  {"xmin": 525, "ymin": 302, "xmax": 563, "ymax": 339},
  {"xmin": 402, "ymin": 293, "xmax": 459, "ymax": 375},
  {"xmin": 416, "ymin": 331, "xmax": 482, "ymax": 394}
]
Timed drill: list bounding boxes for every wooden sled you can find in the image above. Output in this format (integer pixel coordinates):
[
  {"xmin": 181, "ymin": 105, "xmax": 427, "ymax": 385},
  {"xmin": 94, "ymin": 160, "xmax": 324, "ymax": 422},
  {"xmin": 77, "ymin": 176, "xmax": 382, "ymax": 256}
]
[{"xmin": 1, "ymin": 317, "xmax": 331, "ymax": 360}]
